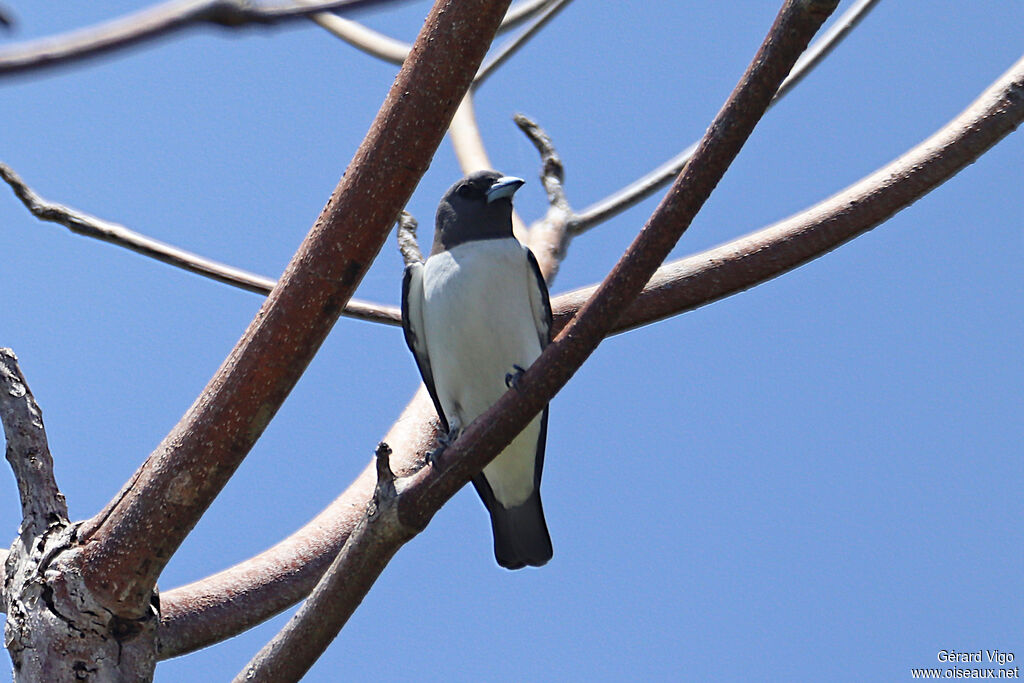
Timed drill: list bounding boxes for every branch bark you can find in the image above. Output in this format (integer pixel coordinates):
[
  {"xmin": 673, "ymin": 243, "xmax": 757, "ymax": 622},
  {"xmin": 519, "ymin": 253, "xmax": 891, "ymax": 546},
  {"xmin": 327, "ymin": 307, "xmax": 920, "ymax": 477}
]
[
  {"xmin": 2, "ymin": 351, "xmax": 157, "ymax": 680},
  {"xmin": 74, "ymin": 0, "xmax": 513, "ymax": 621},
  {"xmin": 0, "ymin": 348, "xmax": 67, "ymax": 539}
]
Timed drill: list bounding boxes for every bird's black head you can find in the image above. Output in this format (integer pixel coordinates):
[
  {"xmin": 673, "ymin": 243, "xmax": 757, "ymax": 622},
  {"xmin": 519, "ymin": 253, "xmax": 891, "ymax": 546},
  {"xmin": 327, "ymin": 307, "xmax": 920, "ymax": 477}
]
[{"xmin": 432, "ymin": 170, "xmax": 524, "ymax": 255}]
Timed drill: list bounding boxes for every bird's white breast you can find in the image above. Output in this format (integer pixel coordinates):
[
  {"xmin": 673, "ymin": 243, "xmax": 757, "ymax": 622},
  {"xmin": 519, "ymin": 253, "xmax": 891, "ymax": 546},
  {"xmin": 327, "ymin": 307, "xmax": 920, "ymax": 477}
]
[{"xmin": 421, "ymin": 237, "xmax": 544, "ymax": 506}]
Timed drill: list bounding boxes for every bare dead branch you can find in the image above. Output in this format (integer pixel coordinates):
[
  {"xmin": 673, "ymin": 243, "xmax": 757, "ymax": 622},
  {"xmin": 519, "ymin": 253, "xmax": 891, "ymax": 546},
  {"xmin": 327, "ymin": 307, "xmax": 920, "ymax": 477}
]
[
  {"xmin": 233, "ymin": 441, "xmax": 413, "ymax": 683},
  {"xmin": 0, "ymin": 162, "xmax": 402, "ymax": 326},
  {"xmin": 0, "ymin": 0, "xmax": 407, "ymax": 78},
  {"xmin": 515, "ymin": 113, "xmax": 572, "ymax": 282},
  {"xmin": 0, "ymin": 348, "xmax": 68, "ymax": 539},
  {"xmin": 474, "ymin": 0, "xmax": 574, "ymax": 86},
  {"xmin": 155, "ymin": 37, "xmax": 1024, "ymax": 662},
  {"xmin": 570, "ymin": 0, "xmax": 881, "ymax": 234},
  {"xmin": 73, "ymin": 0, "xmax": 513, "ymax": 621}
]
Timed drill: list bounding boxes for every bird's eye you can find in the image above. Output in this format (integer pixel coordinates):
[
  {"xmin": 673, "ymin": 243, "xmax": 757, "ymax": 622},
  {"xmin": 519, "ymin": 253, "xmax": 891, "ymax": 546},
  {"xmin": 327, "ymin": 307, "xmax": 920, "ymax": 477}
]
[{"xmin": 457, "ymin": 184, "xmax": 478, "ymax": 199}]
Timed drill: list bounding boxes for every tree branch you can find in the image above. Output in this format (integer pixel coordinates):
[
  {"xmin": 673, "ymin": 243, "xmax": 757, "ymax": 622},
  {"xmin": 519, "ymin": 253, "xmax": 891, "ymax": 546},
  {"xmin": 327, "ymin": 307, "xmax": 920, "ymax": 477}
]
[
  {"xmin": 0, "ymin": 348, "xmax": 68, "ymax": 540},
  {"xmin": 73, "ymin": 0, "xmax": 513, "ymax": 620},
  {"xmin": 233, "ymin": 442, "xmax": 414, "ymax": 683},
  {"xmin": 160, "ymin": 26, "xmax": 1022, "ymax": 663},
  {"xmin": 0, "ymin": 162, "xmax": 402, "ymax": 326},
  {"xmin": 569, "ymin": 0, "xmax": 881, "ymax": 234},
  {"xmin": 0, "ymin": 0, "xmax": 407, "ymax": 78}
]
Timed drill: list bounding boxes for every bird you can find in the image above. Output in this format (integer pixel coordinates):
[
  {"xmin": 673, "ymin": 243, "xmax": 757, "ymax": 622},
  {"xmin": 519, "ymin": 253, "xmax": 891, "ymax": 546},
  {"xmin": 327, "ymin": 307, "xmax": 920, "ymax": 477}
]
[{"xmin": 401, "ymin": 170, "xmax": 553, "ymax": 569}]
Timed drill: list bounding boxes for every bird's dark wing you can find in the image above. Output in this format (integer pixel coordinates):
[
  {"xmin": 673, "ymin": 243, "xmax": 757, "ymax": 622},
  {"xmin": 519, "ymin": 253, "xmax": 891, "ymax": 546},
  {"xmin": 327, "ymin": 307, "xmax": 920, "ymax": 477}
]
[
  {"xmin": 524, "ymin": 247, "xmax": 552, "ymax": 348},
  {"xmin": 401, "ymin": 262, "xmax": 448, "ymax": 432}
]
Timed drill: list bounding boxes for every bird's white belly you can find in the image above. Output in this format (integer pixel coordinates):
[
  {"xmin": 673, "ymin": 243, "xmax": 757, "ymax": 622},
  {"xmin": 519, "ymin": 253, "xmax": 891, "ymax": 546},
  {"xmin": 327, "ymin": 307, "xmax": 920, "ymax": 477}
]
[{"xmin": 422, "ymin": 239, "xmax": 543, "ymax": 506}]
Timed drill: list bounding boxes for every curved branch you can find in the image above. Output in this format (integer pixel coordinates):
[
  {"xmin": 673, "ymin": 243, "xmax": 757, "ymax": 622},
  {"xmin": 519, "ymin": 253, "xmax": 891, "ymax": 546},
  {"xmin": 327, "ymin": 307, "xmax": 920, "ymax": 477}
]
[
  {"xmin": 157, "ymin": 20, "xmax": 1023, "ymax": 663},
  {"xmin": 570, "ymin": 0, "xmax": 882, "ymax": 234},
  {"xmin": 74, "ymin": 0, "xmax": 511, "ymax": 620},
  {"xmin": 0, "ymin": 163, "xmax": 401, "ymax": 326},
  {"xmin": 0, "ymin": 0, "xmax": 405, "ymax": 78}
]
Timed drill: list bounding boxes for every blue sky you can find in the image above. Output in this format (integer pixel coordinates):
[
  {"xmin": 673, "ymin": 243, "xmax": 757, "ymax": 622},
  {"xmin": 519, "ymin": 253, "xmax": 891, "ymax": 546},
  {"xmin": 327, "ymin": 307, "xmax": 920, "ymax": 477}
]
[{"xmin": 1, "ymin": 2, "xmax": 1021, "ymax": 681}]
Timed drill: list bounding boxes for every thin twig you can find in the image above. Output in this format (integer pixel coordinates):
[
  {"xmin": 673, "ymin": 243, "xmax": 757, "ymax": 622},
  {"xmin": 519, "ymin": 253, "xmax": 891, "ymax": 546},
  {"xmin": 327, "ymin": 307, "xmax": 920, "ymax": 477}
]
[
  {"xmin": 157, "ymin": 44, "xmax": 1024, "ymax": 661},
  {"xmin": 0, "ymin": 163, "xmax": 402, "ymax": 326},
  {"xmin": 515, "ymin": 113, "xmax": 573, "ymax": 282},
  {"xmin": 475, "ymin": 0, "xmax": 574, "ymax": 86},
  {"xmin": 0, "ymin": 0, "xmax": 407, "ymax": 78},
  {"xmin": 0, "ymin": 348, "xmax": 68, "ymax": 539},
  {"xmin": 570, "ymin": 0, "xmax": 882, "ymax": 234}
]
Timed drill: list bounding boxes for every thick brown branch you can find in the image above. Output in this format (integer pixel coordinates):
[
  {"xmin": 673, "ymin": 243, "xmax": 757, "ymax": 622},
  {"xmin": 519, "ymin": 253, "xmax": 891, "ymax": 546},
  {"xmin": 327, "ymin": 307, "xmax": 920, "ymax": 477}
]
[
  {"xmin": 157, "ymin": 26, "xmax": 1023, "ymax": 662},
  {"xmin": 0, "ymin": 348, "xmax": 68, "ymax": 539},
  {"xmin": 0, "ymin": 0, "xmax": 406, "ymax": 78},
  {"xmin": 75, "ymin": 0, "xmax": 511, "ymax": 620},
  {"xmin": 0, "ymin": 162, "xmax": 402, "ymax": 326}
]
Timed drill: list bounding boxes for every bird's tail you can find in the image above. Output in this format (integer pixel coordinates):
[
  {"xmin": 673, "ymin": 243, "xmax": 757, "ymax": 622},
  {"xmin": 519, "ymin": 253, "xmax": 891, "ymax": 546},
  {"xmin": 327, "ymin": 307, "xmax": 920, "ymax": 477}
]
[{"xmin": 486, "ymin": 488, "xmax": 553, "ymax": 570}]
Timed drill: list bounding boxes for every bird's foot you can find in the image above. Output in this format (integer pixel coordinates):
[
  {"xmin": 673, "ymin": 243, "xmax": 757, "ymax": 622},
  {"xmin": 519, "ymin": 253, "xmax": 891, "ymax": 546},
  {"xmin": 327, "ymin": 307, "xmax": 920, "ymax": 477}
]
[
  {"xmin": 426, "ymin": 424, "xmax": 461, "ymax": 468},
  {"xmin": 504, "ymin": 364, "xmax": 527, "ymax": 390}
]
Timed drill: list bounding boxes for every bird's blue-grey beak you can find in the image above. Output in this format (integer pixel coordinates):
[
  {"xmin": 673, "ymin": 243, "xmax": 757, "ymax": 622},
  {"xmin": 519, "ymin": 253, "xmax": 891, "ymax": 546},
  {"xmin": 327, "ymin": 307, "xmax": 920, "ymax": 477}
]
[{"xmin": 486, "ymin": 176, "xmax": 525, "ymax": 203}]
